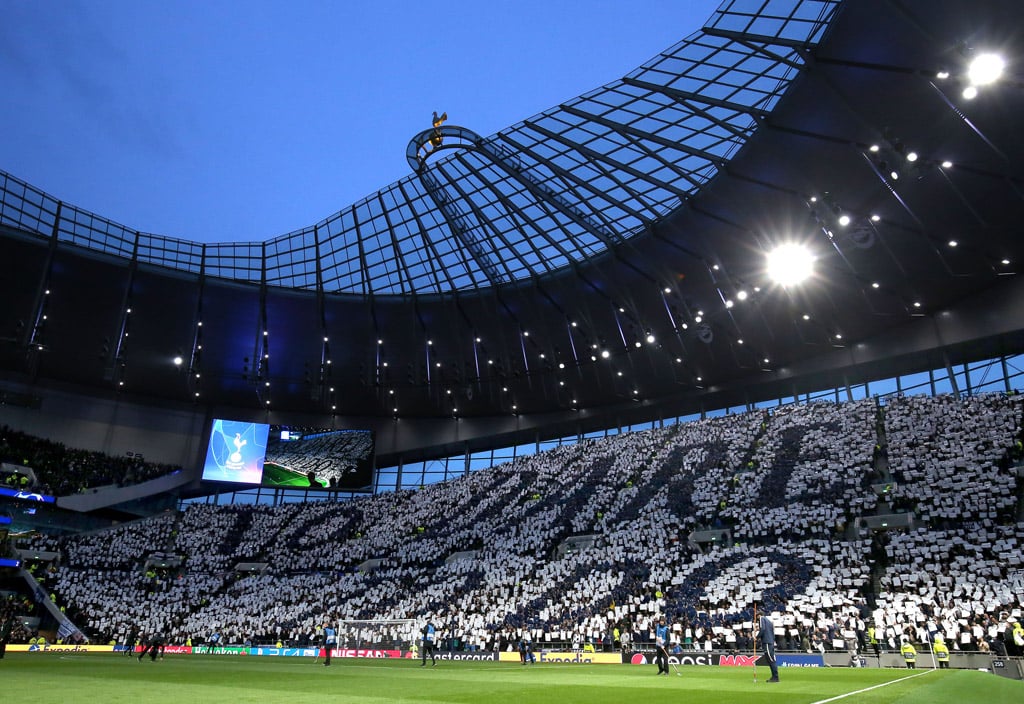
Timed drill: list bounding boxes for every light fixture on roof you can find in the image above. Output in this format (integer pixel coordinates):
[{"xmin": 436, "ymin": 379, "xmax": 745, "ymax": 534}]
[
  {"xmin": 766, "ymin": 242, "xmax": 814, "ymax": 287},
  {"xmin": 913, "ymin": 301, "xmax": 922, "ymax": 308},
  {"xmin": 601, "ymin": 349, "xmax": 610, "ymax": 359},
  {"xmin": 838, "ymin": 214, "xmax": 851, "ymax": 227},
  {"xmin": 173, "ymin": 356, "xmax": 183, "ymax": 366},
  {"xmin": 664, "ymin": 287, "xmax": 671, "ymax": 294},
  {"xmin": 645, "ymin": 333, "xmax": 655, "ymax": 344},
  {"xmin": 737, "ymin": 339, "xmax": 744, "ymax": 345},
  {"xmin": 941, "ymin": 160, "xmax": 953, "ymax": 169},
  {"xmin": 868, "ymin": 145, "xmax": 879, "ymax": 153},
  {"xmin": 936, "ymin": 70, "xmax": 950, "ymax": 80},
  {"xmin": 872, "ymin": 282, "xmax": 880, "ymax": 289},
  {"xmin": 871, "ymin": 214, "xmax": 881, "ymax": 222},
  {"xmin": 948, "ymin": 240, "xmax": 958, "ymax": 247},
  {"xmin": 725, "ymin": 299, "xmax": 734, "ymax": 309},
  {"xmin": 906, "ymin": 151, "xmax": 918, "ymax": 162},
  {"xmin": 1001, "ymin": 258, "xmax": 1011, "ymax": 265},
  {"xmin": 967, "ymin": 52, "xmax": 1005, "ymax": 86},
  {"xmin": 634, "ymin": 341, "xmax": 641, "ymax": 348},
  {"xmin": 962, "ymin": 85, "xmax": 979, "ymax": 100},
  {"xmin": 736, "ymin": 290, "xmax": 748, "ymax": 301}
]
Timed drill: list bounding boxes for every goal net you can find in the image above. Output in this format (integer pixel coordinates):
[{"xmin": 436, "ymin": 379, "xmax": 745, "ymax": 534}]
[{"xmin": 338, "ymin": 619, "xmax": 419, "ymax": 649}]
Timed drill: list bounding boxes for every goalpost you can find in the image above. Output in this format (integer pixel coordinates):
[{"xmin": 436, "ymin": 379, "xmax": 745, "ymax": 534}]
[{"xmin": 338, "ymin": 618, "xmax": 419, "ymax": 650}]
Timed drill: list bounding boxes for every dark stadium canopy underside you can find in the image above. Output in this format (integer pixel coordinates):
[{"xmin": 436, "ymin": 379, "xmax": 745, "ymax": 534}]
[{"xmin": 2, "ymin": 0, "xmax": 1023, "ymax": 429}]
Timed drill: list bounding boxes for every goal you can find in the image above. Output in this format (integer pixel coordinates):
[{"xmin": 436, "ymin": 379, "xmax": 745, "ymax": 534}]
[{"xmin": 338, "ymin": 618, "xmax": 419, "ymax": 649}]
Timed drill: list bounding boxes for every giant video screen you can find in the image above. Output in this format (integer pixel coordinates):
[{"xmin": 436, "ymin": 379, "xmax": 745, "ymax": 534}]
[
  {"xmin": 263, "ymin": 426, "xmax": 375, "ymax": 491},
  {"xmin": 200, "ymin": 419, "xmax": 270, "ymax": 484}
]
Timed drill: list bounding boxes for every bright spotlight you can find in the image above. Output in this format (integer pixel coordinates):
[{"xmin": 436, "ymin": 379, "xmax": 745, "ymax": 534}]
[
  {"xmin": 173, "ymin": 356, "xmax": 183, "ymax": 366},
  {"xmin": 962, "ymin": 85, "xmax": 978, "ymax": 100},
  {"xmin": 766, "ymin": 243, "xmax": 814, "ymax": 287},
  {"xmin": 968, "ymin": 53, "xmax": 1005, "ymax": 86}
]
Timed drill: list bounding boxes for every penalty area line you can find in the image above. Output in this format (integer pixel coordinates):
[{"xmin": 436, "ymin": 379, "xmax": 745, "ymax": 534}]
[{"xmin": 809, "ymin": 669, "xmax": 934, "ymax": 704}]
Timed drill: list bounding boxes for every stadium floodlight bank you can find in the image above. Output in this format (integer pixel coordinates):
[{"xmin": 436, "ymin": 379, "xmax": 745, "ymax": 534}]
[{"xmin": 338, "ymin": 619, "xmax": 418, "ymax": 649}]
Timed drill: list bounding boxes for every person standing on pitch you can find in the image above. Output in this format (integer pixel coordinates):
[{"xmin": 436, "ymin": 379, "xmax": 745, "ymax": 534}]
[
  {"xmin": 654, "ymin": 616, "xmax": 670, "ymax": 675},
  {"xmin": 421, "ymin": 620, "xmax": 437, "ymax": 666},
  {"xmin": 756, "ymin": 611, "xmax": 780, "ymax": 682},
  {"xmin": 322, "ymin": 622, "xmax": 337, "ymax": 667}
]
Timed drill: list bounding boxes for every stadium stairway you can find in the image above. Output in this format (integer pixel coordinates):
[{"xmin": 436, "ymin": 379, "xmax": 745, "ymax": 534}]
[{"xmin": 18, "ymin": 565, "xmax": 84, "ymax": 641}]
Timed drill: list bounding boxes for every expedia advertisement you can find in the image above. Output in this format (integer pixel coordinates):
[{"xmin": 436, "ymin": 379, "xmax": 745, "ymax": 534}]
[
  {"xmin": 625, "ymin": 651, "xmax": 768, "ymax": 667},
  {"xmin": 11, "ymin": 644, "xmax": 116, "ymax": 653},
  {"xmin": 498, "ymin": 651, "xmax": 621, "ymax": 664}
]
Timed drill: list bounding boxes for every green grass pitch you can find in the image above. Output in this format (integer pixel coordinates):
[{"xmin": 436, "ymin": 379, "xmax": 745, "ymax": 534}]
[
  {"xmin": 261, "ymin": 462, "xmax": 327, "ymax": 488},
  {"xmin": 3, "ymin": 655, "xmax": 1023, "ymax": 704}
]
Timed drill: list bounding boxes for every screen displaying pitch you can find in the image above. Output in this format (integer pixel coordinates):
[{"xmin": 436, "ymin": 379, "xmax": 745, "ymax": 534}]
[
  {"xmin": 263, "ymin": 426, "xmax": 374, "ymax": 491},
  {"xmin": 200, "ymin": 419, "xmax": 270, "ymax": 484}
]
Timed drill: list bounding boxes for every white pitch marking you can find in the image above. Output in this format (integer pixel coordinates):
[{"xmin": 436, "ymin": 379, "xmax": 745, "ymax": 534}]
[{"xmin": 809, "ymin": 669, "xmax": 935, "ymax": 704}]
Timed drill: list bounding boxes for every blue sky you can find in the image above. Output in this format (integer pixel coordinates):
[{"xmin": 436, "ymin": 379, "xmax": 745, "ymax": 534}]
[{"xmin": 1, "ymin": 0, "xmax": 721, "ymax": 244}]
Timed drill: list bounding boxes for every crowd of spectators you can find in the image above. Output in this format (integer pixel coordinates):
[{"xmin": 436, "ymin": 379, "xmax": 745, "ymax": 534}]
[
  {"xmin": 883, "ymin": 394, "xmax": 1021, "ymax": 523},
  {"xmin": 6, "ymin": 392, "xmax": 1022, "ymax": 654},
  {"xmin": 0, "ymin": 425, "xmax": 181, "ymax": 496}
]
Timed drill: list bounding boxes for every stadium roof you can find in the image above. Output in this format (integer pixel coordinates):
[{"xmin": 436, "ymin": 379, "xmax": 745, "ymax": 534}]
[{"xmin": 2, "ymin": 0, "xmax": 1023, "ymax": 430}]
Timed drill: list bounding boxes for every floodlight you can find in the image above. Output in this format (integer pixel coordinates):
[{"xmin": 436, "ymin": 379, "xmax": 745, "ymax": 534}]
[
  {"xmin": 967, "ymin": 53, "xmax": 1005, "ymax": 86},
  {"xmin": 766, "ymin": 243, "xmax": 814, "ymax": 286}
]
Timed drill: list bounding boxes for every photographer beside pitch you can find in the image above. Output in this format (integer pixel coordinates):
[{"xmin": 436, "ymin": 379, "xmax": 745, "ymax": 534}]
[
  {"xmin": 420, "ymin": 620, "xmax": 437, "ymax": 667},
  {"xmin": 322, "ymin": 621, "xmax": 337, "ymax": 667}
]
